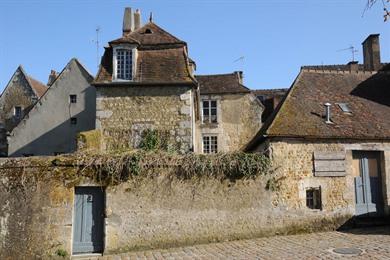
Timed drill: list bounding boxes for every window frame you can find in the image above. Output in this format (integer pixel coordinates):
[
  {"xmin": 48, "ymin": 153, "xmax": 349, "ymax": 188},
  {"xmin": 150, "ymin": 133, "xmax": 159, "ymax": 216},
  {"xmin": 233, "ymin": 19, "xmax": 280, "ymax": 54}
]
[
  {"xmin": 202, "ymin": 99, "xmax": 218, "ymax": 124},
  {"xmin": 14, "ymin": 106, "xmax": 22, "ymax": 119},
  {"xmin": 202, "ymin": 134, "xmax": 218, "ymax": 154},
  {"xmin": 69, "ymin": 94, "xmax": 77, "ymax": 104},
  {"xmin": 306, "ymin": 187, "xmax": 322, "ymax": 210},
  {"xmin": 113, "ymin": 45, "xmax": 137, "ymax": 82}
]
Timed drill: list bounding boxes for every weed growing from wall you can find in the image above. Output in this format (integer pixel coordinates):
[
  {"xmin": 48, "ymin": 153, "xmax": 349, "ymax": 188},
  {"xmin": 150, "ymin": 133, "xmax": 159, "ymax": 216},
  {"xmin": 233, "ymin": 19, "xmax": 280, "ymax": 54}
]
[{"xmin": 0, "ymin": 151, "xmax": 271, "ymax": 187}]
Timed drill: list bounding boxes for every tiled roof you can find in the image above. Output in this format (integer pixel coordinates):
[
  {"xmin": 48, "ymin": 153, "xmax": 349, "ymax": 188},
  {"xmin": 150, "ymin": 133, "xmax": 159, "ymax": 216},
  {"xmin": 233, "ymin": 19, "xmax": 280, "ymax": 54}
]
[
  {"xmin": 273, "ymin": 70, "xmax": 390, "ymax": 138},
  {"xmin": 252, "ymin": 88, "xmax": 288, "ymax": 99},
  {"xmin": 94, "ymin": 22, "xmax": 194, "ymax": 85},
  {"xmin": 26, "ymin": 76, "xmax": 47, "ymax": 98},
  {"xmin": 301, "ymin": 63, "xmax": 389, "ymax": 72},
  {"xmin": 195, "ymin": 73, "xmax": 250, "ymax": 94},
  {"xmin": 110, "ymin": 22, "xmax": 185, "ymax": 46},
  {"xmin": 248, "ymin": 69, "xmax": 390, "ymax": 145}
]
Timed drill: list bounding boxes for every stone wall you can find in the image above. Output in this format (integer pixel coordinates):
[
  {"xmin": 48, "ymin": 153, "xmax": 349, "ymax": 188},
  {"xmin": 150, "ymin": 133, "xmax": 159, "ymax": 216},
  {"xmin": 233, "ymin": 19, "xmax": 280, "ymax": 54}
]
[
  {"xmin": 196, "ymin": 93, "xmax": 262, "ymax": 153},
  {"xmin": 0, "ymin": 68, "xmax": 37, "ymax": 132},
  {"xmin": 0, "ymin": 155, "xmax": 353, "ymax": 258},
  {"xmin": 263, "ymin": 139, "xmax": 390, "ymax": 215},
  {"xmin": 96, "ymin": 85, "xmax": 194, "ymax": 153}
]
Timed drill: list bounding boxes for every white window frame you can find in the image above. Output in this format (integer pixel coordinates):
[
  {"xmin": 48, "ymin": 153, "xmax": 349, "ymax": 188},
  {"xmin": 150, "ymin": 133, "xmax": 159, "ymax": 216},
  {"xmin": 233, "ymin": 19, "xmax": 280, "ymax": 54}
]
[
  {"xmin": 113, "ymin": 45, "xmax": 137, "ymax": 82},
  {"xmin": 201, "ymin": 99, "xmax": 218, "ymax": 124},
  {"xmin": 202, "ymin": 135, "xmax": 218, "ymax": 154},
  {"xmin": 14, "ymin": 106, "xmax": 22, "ymax": 118}
]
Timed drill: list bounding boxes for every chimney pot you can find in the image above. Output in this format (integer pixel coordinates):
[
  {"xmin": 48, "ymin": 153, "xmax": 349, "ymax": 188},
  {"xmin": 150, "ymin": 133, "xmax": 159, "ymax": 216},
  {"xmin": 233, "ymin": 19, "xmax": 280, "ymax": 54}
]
[
  {"xmin": 134, "ymin": 9, "xmax": 141, "ymax": 30},
  {"xmin": 123, "ymin": 7, "xmax": 133, "ymax": 36},
  {"xmin": 362, "ymin": 34, "xmax": 381, "ymax": 71}
]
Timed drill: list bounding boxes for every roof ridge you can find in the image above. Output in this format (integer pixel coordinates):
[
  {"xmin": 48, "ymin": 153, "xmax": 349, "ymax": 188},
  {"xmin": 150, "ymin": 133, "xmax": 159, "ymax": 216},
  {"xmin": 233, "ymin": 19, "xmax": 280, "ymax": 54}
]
[
  {"xmin": 265, "ymin": 70, "xmax": 303, "ymax": 136},
  {"xmin": 145, "ymin": 22, "xmax": 185, "ymax": 44},
  {"xmin": 301, "ymin": 68, "xmax": 377, "ymax": 75},
  {"xmin": 18, "ymin": 66, "xmax": 47, "ymax": 98},
  {"xmin": 195, "ymin": 72, "xmax": 236, "ymax": 77},
  {"xmin": 253, "ymin": 88, "xmax": 289, "ymax": 91},
  {"xmin": 10, "ymin": 58, "xmax": 92, "ymax": 130}
]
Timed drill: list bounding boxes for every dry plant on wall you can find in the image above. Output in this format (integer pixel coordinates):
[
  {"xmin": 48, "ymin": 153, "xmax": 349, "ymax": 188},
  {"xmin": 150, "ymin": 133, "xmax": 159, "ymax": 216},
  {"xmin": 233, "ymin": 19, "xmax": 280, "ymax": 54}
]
[
  {"xmin": 365, "ymin": 0, "xmax": 390, "ymax": 21},
  {"xmin": 0, "ymin": 151, "xmax": 272, "ymax": 190}
]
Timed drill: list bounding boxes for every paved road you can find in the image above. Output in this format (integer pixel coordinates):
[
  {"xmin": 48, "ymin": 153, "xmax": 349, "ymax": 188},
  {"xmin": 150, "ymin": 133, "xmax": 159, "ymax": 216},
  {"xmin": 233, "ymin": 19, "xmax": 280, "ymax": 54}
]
[{"xmin": 89, "ymin": 226, "xmax": 390, "ymax": 259}]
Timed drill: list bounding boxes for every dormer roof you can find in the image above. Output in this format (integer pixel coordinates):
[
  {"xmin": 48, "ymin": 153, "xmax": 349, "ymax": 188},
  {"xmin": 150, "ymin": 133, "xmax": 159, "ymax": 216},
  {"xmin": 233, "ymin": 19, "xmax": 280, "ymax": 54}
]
[
  {"xmin": 109, "ymin": 22, "xmax": 186, "ymax": 47},
  {"xmin": 94, "ymin": 21, "xmax": 195, "ymax": 85}
]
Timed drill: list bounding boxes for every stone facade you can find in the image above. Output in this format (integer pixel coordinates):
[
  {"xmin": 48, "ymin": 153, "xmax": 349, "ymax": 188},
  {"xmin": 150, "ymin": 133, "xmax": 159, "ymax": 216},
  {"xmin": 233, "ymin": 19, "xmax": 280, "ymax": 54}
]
[
  {"xmin": 196, "ymin": 93, "xmax": 262, "ymax": 153},
  {"xmin": 8, "ymin": 59, "xmax": 95, "ymax": 156},
  {"xmin": 96, "ymin": 86, "xmax": 195, "ymax": 153},
  {"xmin": 0, "ymin": 157, "xmax": 352, "ymax": 258},
  {"xmin": 0, "ymin": 67, "xmax": 39, "ymax": 132},
  {"xmin": 256, "ymin": 139, "xmax": 390, "ymax": 216},
  {"xmin": 0, "ymin": 66, "xmax": 47, "ymax": 156}
]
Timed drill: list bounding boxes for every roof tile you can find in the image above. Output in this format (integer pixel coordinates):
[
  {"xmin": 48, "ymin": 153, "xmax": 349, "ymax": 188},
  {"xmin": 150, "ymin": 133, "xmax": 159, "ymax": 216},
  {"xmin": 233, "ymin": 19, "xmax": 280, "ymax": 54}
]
[{"xmin": 195, "ymin": 73, "xmax": 250, "ymax": 94}]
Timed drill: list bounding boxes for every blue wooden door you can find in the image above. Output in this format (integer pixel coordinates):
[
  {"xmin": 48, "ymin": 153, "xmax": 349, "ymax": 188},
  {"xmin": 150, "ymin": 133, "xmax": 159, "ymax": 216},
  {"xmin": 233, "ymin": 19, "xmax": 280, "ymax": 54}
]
[
  {"xmin": 354, "ymin": 152, "xmax": 383, "ymax": 216},
  {"xmin": 73, "ymin": 187, "xmax": 104, "ymax": 254}
]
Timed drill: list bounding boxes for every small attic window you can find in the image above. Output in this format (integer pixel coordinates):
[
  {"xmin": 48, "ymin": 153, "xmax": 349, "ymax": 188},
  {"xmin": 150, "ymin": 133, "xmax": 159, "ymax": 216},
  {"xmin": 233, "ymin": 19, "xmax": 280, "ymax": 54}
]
[
  {"xmin": 144, "ymin": 29, "xmax": 152, "ymax": 34},
  {"xmin": 337, "ymin": 103, "xmax": 351, "ymax": 114}
]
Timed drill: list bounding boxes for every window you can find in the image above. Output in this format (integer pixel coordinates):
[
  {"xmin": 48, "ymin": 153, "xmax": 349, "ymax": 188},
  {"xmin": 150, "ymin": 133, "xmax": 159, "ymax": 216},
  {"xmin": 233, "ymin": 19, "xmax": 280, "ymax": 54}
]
[
  {"xmin": 203, "ymin": 135, "xmax": 218, "ymax": 154},
  {"xmin": 70, "ymin": 95, "xmax": 77, "ymax": 104},
  {"xmin": 202, "ymin": 100, "xmax": 217, "ymax": 123},
  {"xmin": 14, "ymin": 106, "xmax": 22, "ymax": 118},
  {"xmin": 337, "ymin": 103, "xmax": 352, "ymax": 114},
  {"xmin": 115, "ymin": 48, "xmax": 133, "ymax": 80},
  {"xmin": 306, "ymin": 187, "xmax": 322, "ymax": 210},
  {"xmin": 257, "ymin": 95, "xmax": 265, "ymax": 102},
  {"xmin": 70, "ymin": 117, "xmax": 77, "ymax": 125}
]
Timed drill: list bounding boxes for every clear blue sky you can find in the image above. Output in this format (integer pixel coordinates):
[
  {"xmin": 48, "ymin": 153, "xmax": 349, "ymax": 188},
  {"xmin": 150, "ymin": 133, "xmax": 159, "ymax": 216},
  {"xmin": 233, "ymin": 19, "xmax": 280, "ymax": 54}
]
[{"xmin": 0, "ymin": 0, "xmax": 389, "ymax": 91}]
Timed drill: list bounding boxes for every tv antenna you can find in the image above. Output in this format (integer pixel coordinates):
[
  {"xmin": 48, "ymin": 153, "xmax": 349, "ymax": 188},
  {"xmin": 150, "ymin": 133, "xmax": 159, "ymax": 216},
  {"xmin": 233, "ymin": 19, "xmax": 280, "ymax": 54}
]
[
  {"xmin": 234, "ymin": 56, "xmax": 245, "ymax": 63},
  {"xmin": 337, "ymin": 45, "xmax": 358, "ymax": 62},
  {"xmin": 233, "ymin": 56, "xmax": 245, "ymax": 70},
  {"xmin": 92, "ymin": 26, "xmax": 101, "ymax": 69}
]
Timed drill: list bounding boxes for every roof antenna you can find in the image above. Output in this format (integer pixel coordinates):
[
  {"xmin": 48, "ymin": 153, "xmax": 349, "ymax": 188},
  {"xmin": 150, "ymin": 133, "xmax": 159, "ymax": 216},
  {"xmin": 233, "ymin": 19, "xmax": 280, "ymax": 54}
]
[
  {"xmin": 233, "ymin": 56, "xmax": 245, "ymax": 71},
  {"xmin": 149, "ymin": 12, "xmax": 153, "ymax": 22},
  {"xmin": 92, "ymin": 26, "xmax": 101, "ymax": 69},
  {"xmin": 337, "ymin": 45, "xmax": 358, "ymax": 62}
]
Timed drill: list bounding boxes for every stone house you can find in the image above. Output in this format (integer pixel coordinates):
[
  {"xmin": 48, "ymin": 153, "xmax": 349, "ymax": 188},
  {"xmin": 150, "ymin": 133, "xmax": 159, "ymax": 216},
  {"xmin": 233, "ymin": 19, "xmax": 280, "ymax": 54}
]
[
  {"xmin": 93, "ymin": 8, "xmax": 263, "ymax": 154},
  {"xmin": 195, "ymin": 72, "xmax": 263, "ymax": 152},
  {"xmin": 7, "ymin": 59, "xmax": 96, "ymax": 156},
  {"xmin": 252, "ymin": 88, "xmax": 288, "ymax": 122},
  {"xmin": 247, "ymin": 34, "xmax": 390, "ymax": 219},
  {"xmin": 0, "ymin": 66, "xmax": 47, "ymax": 155}
]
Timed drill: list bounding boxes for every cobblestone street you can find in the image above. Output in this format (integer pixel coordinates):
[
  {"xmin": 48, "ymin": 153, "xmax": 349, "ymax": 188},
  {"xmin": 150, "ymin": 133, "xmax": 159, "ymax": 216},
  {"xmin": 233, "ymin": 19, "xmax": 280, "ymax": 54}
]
[{"xmin": 82, "ymin": 226, "xmax": 390, "ymax": 260}]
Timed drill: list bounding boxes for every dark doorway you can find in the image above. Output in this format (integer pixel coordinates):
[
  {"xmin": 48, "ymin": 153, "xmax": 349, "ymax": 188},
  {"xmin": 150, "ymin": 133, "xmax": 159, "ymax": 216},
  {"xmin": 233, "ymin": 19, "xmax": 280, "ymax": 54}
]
[
  {"xmin": 353, "ymin": 151, "xmax": 384, "ymax": 216},
  {"xmin": 72, "ymin": 187, "xmax": 105, "ymax": 254}
]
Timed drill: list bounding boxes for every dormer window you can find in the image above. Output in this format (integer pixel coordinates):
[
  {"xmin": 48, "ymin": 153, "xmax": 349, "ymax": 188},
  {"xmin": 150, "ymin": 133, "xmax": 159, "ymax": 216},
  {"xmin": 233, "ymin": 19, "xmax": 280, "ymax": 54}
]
[{"xmin": 113, "ymin": 45, "xmax": 136, "ymax": 81}]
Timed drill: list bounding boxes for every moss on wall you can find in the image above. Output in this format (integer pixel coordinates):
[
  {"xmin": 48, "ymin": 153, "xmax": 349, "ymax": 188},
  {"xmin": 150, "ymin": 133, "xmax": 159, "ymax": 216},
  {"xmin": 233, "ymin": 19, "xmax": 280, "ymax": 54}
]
[{"xmin": 0, "ymin": 149, "xmax": 356, "ymax": 258}]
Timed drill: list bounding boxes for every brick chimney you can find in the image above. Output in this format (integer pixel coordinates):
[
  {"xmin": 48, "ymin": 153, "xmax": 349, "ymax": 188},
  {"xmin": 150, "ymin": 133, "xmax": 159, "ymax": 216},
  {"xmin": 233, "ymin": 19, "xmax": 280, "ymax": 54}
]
[
  {"xmin": 347, "ymin": 61, "xmax": 359, "ymax": 72},
  {"xmin": 362, "ymin": 34, "xmax": 381, "ymax": 71},
  {"xmin": 235, "ymin": 71, "xmax": 244, "ymax": 85},
  {"xmin": 47, "ymin": 70, "xmax": 59, "ymax": 86},
  {"xmin": 134, "ymin": 9, "xmax": 141, "ymax": 30},
  {"xmin": 123, "ymin": 7, "xmax": 133, "ymax": 36}
]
